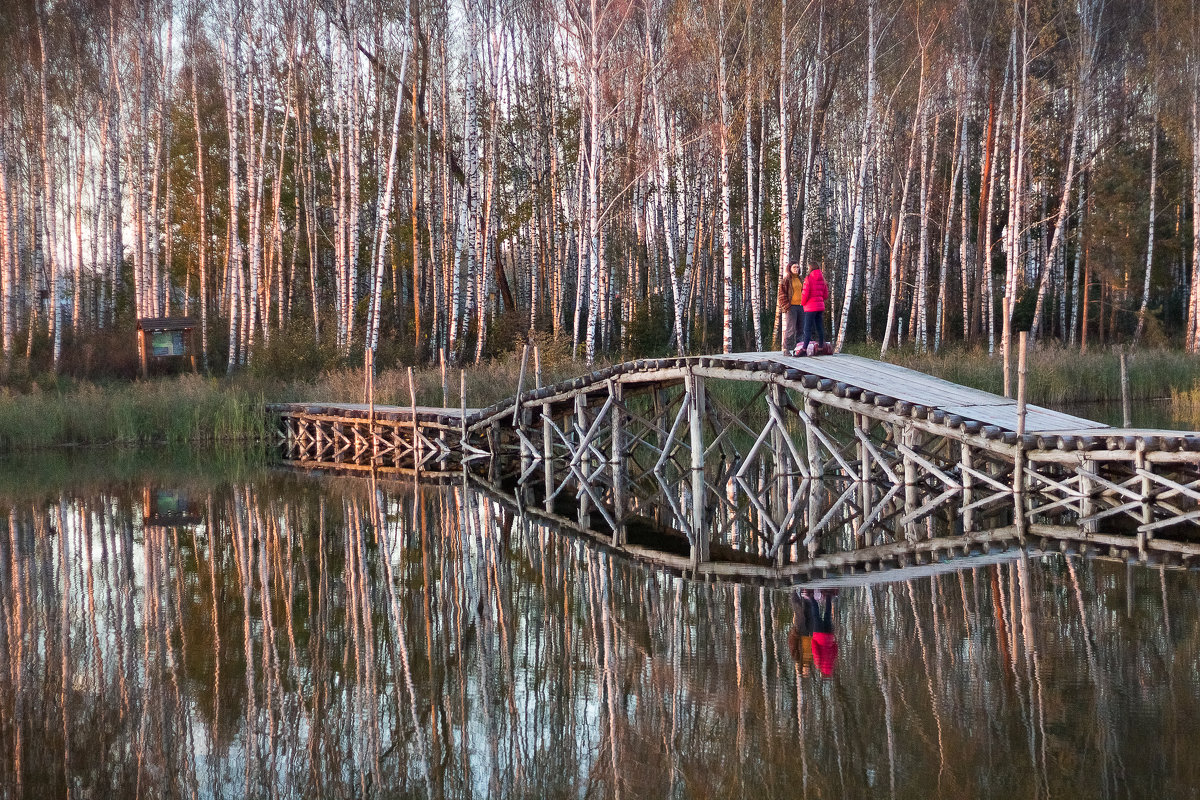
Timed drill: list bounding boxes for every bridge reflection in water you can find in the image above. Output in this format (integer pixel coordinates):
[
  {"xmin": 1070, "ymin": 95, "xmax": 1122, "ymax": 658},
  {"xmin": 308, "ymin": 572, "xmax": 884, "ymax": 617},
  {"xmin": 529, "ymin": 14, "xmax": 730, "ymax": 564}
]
[
  {"xmin": 1, "ymin": 463, "xmax": 1198, "ymax": 798},
  {"xmin": 276, "ymin": 353, "xmax": 1200, "ymax": 576}
]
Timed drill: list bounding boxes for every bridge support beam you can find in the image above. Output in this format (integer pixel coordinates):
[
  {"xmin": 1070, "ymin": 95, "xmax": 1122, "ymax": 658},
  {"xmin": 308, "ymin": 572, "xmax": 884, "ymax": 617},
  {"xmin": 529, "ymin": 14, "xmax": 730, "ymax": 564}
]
[
  {"xmin": 610, "ymin": 379, "xmax": 627, "ymax": 547},
  {"xmin": 686, "ymin": 370, "xmax": 709, "ymax": 565}
]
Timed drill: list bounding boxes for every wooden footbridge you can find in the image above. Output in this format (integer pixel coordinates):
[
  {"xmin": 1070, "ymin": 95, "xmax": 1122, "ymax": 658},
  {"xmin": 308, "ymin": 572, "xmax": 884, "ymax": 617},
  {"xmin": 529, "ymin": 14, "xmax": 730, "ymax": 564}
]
[{"xmin": 270, "ymin": 351, "xmax": 1200, "ymax": 578}]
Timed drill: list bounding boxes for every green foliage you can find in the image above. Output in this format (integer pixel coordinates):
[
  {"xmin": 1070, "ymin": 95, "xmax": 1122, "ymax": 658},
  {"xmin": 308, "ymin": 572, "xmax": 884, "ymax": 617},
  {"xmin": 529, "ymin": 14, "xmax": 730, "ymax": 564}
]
[
  {"xmin": 625, "ymin": 300, "xmax": 675, "ymax": 357},
  {"xmin": 248, "ymin": 323, "xmax": 341, "ymax": 382}
]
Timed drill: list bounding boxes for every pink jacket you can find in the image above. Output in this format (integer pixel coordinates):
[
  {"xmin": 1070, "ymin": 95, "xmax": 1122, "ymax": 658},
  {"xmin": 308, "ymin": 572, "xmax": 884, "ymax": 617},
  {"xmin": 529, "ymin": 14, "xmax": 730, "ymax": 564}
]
[
  {"xmin": 801, "ymin": 269, "xmax": 828, "ymax": 312},
  {"xmin": 812, "ymin": 631, "xmax": 838, "ymax": 677}
]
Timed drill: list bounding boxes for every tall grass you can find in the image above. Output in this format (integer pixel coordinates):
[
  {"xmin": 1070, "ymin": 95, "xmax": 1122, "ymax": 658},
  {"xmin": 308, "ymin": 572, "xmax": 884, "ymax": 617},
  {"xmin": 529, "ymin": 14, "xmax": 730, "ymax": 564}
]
[
  {"xmin": 6, "ymin": 340, "xmax": 1200, "ymax": 453},
  {"xmin": 1170, "ymin": 384, "xmax": 1200, "ymax": 429},
  {"xmin": 0, "ymin": 337, "xmax": 594, "ymax": 452},
  {"xmin": 0, "ymin": 374, "xmax": 267, "ymax": 452}
]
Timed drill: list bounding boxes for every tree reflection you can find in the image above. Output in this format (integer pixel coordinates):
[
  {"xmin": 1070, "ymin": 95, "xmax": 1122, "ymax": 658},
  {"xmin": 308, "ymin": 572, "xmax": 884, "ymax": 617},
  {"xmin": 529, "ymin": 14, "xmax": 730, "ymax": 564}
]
[{"xmin": 0, "ymin": 468, "xmax": 1197, "ymax": 798}]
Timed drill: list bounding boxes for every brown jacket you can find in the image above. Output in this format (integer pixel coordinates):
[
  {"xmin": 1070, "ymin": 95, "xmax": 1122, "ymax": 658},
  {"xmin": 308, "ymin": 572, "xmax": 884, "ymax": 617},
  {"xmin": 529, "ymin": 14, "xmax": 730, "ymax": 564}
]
[{"xmin": 777, "ymin": 273, "xmax": 803, "ymax": 310}]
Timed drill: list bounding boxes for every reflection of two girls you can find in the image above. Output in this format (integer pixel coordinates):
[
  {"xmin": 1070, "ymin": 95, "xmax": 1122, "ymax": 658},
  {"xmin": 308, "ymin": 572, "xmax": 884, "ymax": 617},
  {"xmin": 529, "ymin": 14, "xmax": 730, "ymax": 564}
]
[{"xmin": 787, "ymin": 588, "xmax": 838, "ymax": 677}]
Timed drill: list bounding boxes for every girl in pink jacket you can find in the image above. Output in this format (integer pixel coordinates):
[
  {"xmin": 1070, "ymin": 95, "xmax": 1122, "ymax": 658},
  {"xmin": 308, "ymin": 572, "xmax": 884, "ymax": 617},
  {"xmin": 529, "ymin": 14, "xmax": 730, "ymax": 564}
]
[{"xmin": 794, "ymin": 264, "xmax": 828, "ymax": 354}]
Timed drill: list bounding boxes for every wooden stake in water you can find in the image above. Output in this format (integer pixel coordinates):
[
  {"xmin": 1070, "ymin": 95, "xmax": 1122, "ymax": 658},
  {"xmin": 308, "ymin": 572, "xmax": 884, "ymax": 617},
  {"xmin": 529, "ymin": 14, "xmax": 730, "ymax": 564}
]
[{"xmin": 1119, "ymin": 346, "xmax": 1132, "ymax": 428}]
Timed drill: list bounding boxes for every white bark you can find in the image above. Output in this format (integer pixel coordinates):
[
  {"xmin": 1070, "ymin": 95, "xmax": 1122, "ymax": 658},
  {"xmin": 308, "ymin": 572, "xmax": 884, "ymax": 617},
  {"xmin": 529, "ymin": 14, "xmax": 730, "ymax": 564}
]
[
  {"xmin": 36, "ymin": 0, "xmax": 62, "ymax": 370},
  {"xmin": 367, "ymin": 42, "xmax": 412, "ymax": 354},
  {"xmin": 834, "ymin": 0, "xmax": 874, "ymax": 352},
  {"xmin": 0, "ymin": 140, "xmax": 12, "ymax": 372},
  {"xmin": 880, "ymin": 71, "xmax": 924, "ymax": 357},
  {"xmin": 717, "ymin": 0, "xmax": 734, "ymax": 354},
  {"xmin": 776, "ymin": 0, "xmax": 791, "ymax": 348},
  {"xmin": 583, "ymin": 0, "xmax": 603, "ymax": 366},
  {"xmin": 190, "ymin": 60, "xmax": 209, "ymax": 370},
  {"xmin": 936, "ymin": 101, "xmax": 965, "ymax": 352},
  {"xmin": 745, "ymin": 91, "xmax": 762, "ymax": 351},
  {"xmin": 220, "ymin": 27, "xmax": 243, "ymax": 373},
  {"xmin": 1135, "ymin": 114, "xmax": 1159, "ymax": 343}
]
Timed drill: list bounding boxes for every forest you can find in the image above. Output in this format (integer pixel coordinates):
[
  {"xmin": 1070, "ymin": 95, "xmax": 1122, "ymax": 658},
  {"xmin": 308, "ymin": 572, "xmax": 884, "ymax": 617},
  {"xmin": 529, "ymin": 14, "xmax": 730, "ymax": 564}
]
[{"xmin": 0, "ymin": 0, "xmax": 1195, "ymax": 377}]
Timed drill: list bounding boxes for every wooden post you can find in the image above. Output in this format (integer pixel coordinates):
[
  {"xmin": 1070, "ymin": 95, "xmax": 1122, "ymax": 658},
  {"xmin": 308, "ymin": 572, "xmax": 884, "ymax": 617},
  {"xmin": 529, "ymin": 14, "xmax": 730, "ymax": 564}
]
[
  {"xmin": 961, "ymin": 442, "xmax": 975, "ymax": 532},
  {"xmin": 366, "ymin": 346, "xmax": 375, "ymax": 435},
  {"xmin": 459, "ymin": 369, "xmax": 467, "ymax": 456},
  {"xmin": 138, "ymin": 328, "xmax": 148, "ymax": 379},
  {"xmin": 805, "ymin": 399, "xmax": 822, "ymax": 479},
  {"xmin": 440, "ymin": 349, "xmax": 449, "ymax": 409},
  {"xmin": 575, "ymin": 393, "xmax": 589, "ymax": 522},
  {"xmin": 438, "ymin": 349, "xmax": 449, "ymax": 456},
  {"xmin": 769, "ymin": 383, "xmax": 786, "ymax": 474},
  {"xmin": 857, "ymin": 413, "xmax": 872, "ymax": 549},
  {"xmin": 610, "ymin": 379, "xmax": 626, "ymax": 547},
  {"xmin": 542, "ymin": 378, "xmax": 554, "ymax": 508},
  {"xmin": 1137, "ymin": 439, "xmax": 1152, "ymax": 538},
  {"xmin": 364, "ymin": 346, "xmax": 374, "ymax": 404},
  {"xmin": 1079, "ymin": 456, "xmax": 1096, "ymax": 533},
  {"xmin": 513, "ymin": 343, "xmax": 529, "ymax": 426},
  {"xmin": 1002, "ymin": 296, "xmax": 1011, "ymax": 398},
  {"xmin": 1015, "ymin": 331, "xmax": 1028, "ymax": 540},
  {"xmin": 686, "ymin": 369, "xmax": 709, "ymax": 564},
  {"xmin": 1119, "ymin": 346, "xmax": 1132, "ymax": 428},
  {"xmin": 903, "ymin": 426, "xmax": 918, "ymax": 540},
  {"xmin": 407, "ymin": 366, "xmax": 418, "ymax": 467}
]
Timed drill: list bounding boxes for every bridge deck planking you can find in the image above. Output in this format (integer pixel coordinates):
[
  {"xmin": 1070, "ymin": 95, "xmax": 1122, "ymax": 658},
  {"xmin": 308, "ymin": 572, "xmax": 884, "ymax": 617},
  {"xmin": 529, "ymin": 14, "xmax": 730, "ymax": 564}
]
[
  {"xmin": 725, "ymin": 352, "xmax": 1107, "ymax": 433},
  {"xmin": 274, "ymin": 352, "xmax": 1174, "ymax": 441}
]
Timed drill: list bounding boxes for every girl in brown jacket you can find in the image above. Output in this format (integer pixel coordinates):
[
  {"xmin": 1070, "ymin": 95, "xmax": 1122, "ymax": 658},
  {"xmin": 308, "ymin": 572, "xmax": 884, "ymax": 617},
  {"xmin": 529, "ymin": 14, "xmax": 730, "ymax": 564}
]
[{"xmin": 777, "ymin": 262, "xmax": 804, "ymax": 352}]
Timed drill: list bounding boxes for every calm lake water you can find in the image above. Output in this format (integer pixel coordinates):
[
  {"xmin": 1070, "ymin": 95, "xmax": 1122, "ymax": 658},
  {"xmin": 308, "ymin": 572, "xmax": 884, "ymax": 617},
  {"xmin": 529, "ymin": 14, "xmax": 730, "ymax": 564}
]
[{"xmin": 0, "ymin": 441, "xmax": 1198, "ymax": 799}]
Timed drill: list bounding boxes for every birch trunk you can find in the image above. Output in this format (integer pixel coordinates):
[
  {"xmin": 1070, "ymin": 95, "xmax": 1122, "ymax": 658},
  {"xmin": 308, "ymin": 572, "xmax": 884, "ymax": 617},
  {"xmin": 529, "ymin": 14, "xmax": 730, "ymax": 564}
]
[
  {"xmin": 935, "ymin": 101, "xmax": 964, "ymax": 352},
  {"xmin": 36, "ymin": 0, "xmax": 61, "ymax": 370},
  {"xmin": 745, "ymin": 91, "xmax": 762, "ymax": 351},
  {"xmin": 650, "ymin": 31, "xmax": 684, "ymax": 354},
  {"xmin": 776, "ymin": 0, "xmax": 791, "ymax": 349},
  {"xmin": 367, "ymin": 46, "xmax": 412, "ymax": 354},
  {"xmin": 106, "ymin": 2, "xmax": 124, "ymax": 330},
  {"xmin": 191, "ymin": 58, "xmax": 208, "ymax": 368},
  {"xmin": 880, "ymin": 73, "xmax": 924, "ymax": 357},
  {"xmin": 1002, "ymin": 10, "xmax": 1029, "ymax": 367},
  {"xmin": 221, "ymin": 30, "xmax": 243, "ymax": 373},
  {"xmin": 717, "ymin": 0, "xmax": 734, "ymax": 354},
  {"xmin": 834, "ymin": 0, "xmax": 874, "ymax": 352},
  {"xmin": 914, "ymin": 108, "xmax": 939, "ymax": 350},
  {"xmin": 1190, "ymin": 81, "xmax": 1200, "ymax": 352},
  {"xmin": 1135, "ymin": 114, "xmax": 1158, "ymax": 343},
  {"xmin": 0, "ymin": 141, "xmax": 11, "ymax": 373},
  {"xmin": 583, "ymin": 0, "xmax": 603, "ymax": 365}
]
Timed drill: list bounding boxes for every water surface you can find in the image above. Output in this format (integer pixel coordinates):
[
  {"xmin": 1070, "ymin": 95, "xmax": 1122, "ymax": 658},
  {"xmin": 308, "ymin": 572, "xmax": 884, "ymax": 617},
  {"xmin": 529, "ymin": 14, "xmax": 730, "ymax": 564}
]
[{"xmin": 0, "ymin": 450, "xmax": 1197, "ymax": 799}]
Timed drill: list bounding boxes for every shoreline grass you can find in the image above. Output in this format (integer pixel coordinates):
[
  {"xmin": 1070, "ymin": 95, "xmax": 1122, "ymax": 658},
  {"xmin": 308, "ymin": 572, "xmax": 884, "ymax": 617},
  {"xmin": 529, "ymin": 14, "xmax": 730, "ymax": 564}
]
[{"xmin": 2, "ymin": 342, "xmax": 1199, "ymax": 453}]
